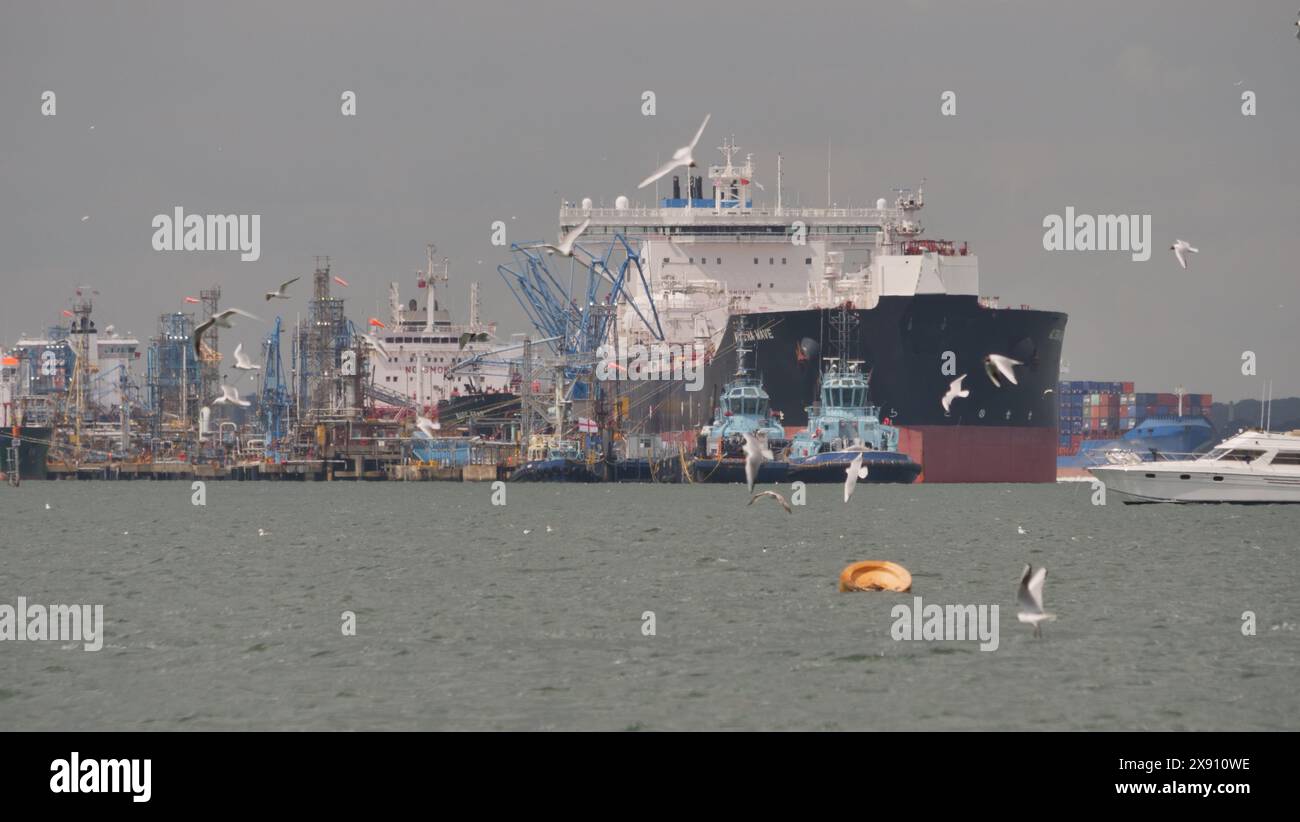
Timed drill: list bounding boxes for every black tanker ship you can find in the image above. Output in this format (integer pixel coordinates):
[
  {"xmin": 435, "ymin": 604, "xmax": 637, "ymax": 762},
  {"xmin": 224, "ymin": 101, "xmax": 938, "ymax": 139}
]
[
  {"xmin": 552, "ymin": 136, "xmax": 1067, "ymax": 481},
  {"xmin": 631, "ymin": 295, "xmax": 1067, "ymax": 482}
]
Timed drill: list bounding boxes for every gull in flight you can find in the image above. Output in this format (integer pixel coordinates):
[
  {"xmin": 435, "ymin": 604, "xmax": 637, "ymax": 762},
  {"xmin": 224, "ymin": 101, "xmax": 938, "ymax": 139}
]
[
  {"xmin": 1170, "ymin": 239, "xmax": 1198, "ymax": 269},
  {"xmin": 1017, "ymin": 564, "xmax": 1056, "ymax": 638},
  {"xmin": 984, "ymin": 353, "xmax": 1023, "ymax": 387},
  {"xmin": 941, "ymin": 374, "xmax": 970, "ymax": 413},
  {"xmin": 194, "ymin": 308, "xmax": 258, "ymax": 356},
  {"xmin": 232, "ymin": 343, "xmax": 261, "ymax": 371},
  {"xmin": 258, "ymin": 528, "xmax": 269, "ymax": 537},
  {"xmin": 265, "ymin": 276, "xmax": 300, "ymax": 301},
  {"xmin": 414, "ymin": 415, "xmax": 440, "ymax": 438},
  {"xmin": 748, "ymin": 490, "xmax": 792, "ymax": 514},
  {"xmin": 843, "ymin": 451, "xmax": 870, "ymax": 502},
  {"xmin": 80, "ymin": 215, "xmax": 90, "ymax": 222},
  {"xmin": 742, "ymin": 430, "xmax": 774, "ymax": 493},
  {"xmin": 362, "ymin": 333, "xmax": 390, "ymax": 359},
  {"xmin": 213, "ymin": 384, "xmax": 250, "ymax": 407},
  {"xmin": 458, "ymin": 331, "xmax": 490, "ymax": 350},
  {"xmin": 638, "ymin": 114, "xmax": 712, "ymax": 189},
  {"xmin": 1017, "ymin": 525, "xmax": 1027, "ymax": 535},
  {"xmin": 543, "ymin": 218, "xmax": 590, "ymax": 257}
]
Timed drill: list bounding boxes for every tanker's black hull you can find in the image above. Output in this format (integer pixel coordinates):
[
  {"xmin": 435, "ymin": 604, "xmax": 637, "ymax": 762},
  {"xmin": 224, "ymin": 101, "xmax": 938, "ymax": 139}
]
[{"xmin": 620, "ymin": 296, "xmax": 1067, "ymax": 482}]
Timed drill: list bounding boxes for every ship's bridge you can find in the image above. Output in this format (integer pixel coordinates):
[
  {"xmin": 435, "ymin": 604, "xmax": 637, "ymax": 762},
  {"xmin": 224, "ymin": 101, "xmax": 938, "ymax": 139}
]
[
  {"xmin": 820, "ymin": 371, "xmax": 870, "ymax": 412},
  {"xmin": 721, "ymin": 383, "xmax": 770, "ymax": 417},
  {"xmin": 559, "ymin": 138, "xmax": 902, "ymax": 240}
]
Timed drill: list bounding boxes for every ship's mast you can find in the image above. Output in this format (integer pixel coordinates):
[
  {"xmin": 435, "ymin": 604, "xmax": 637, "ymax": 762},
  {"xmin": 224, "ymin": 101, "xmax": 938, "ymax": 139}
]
[
  {"xmin": 776, "ymin": 153, "xmax": 783, "ymax": 217},
  {"xmin": 733, "ymin": 315, "xmax": 752, "ymax": 379},
  {"xmin": 708, "ymin": 136, "xmax": 755, "ymax": 214},
  {"xmin": 423, "ymin": 243, "xmax": 448, "ymax": 333}
]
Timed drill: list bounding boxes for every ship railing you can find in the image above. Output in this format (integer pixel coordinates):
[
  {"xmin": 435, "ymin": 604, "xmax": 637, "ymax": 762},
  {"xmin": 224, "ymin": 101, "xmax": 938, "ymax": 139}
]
[{"xmin": 559, "ymin": 205, "xmax": 900, "ymax": 225}]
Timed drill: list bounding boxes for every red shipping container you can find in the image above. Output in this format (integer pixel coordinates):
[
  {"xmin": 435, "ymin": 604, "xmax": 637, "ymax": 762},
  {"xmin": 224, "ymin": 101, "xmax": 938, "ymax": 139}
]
[{"xmin": 1122, "ymin": 382, "xmax": 1134, "ymax": 393}]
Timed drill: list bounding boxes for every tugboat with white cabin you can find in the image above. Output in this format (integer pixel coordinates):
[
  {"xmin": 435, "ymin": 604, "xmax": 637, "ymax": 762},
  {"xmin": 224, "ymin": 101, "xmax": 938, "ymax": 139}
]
[{"xmin": 785, "ymin": 305, "xmax": 922, "ymax": 484}]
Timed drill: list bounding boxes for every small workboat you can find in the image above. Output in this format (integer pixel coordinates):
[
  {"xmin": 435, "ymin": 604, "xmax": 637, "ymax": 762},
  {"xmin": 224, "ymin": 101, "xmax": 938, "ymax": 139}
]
[{"xmin": 510, "ymin": 436, "xmax": 601, "ymax": 482}]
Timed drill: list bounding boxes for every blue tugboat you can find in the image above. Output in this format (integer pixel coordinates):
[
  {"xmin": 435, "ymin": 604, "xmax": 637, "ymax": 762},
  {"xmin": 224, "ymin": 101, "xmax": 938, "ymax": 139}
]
[
  {"xmin": 787, "ymin": 307, "xmax": 922, "ymax": 484},
  {"xmin": 691, "ymin": 319, "xmax": 789, "ymax": 486}
]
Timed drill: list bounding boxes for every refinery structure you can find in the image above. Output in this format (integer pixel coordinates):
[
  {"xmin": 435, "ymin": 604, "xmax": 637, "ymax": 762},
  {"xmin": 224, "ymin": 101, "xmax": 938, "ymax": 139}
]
[{"xmin": 1, "ymin": 252, "xmax": 526, "ymax": 483}]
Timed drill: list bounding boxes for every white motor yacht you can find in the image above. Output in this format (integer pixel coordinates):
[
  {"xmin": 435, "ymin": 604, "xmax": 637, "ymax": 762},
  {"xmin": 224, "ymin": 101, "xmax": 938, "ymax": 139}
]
[{"xmin": 1088, "ymin": 430, "xmax": 1300, "ymax": 503}]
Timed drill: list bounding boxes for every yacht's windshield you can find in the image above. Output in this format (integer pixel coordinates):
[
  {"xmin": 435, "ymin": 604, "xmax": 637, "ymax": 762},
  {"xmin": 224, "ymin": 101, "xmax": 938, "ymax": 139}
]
[{"xmin": 1219, "ymin": 449, "xmax": 1265, "ymax": 462}]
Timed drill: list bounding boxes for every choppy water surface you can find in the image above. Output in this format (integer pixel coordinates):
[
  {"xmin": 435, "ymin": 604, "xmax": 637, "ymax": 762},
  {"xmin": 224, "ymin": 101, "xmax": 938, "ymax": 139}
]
[{"xmin": 1, "ymin": 481, "xmax": 1297, "ymax": 730}]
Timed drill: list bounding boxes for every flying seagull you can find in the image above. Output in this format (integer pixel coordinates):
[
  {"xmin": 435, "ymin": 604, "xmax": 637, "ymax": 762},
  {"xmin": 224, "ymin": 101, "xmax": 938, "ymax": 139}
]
[
  {"xmin": 742, "ymin": 430, "xmax": 774, "ymax": 493},
  {"xmin": 414, "ymin": 415, "xmax": 439, "ymax": 439},
  {"xmin": 843, "ymin": 450, "xmax": 870, "ymax": 502},
  {"xmin": 232, "ymin": 343, "xmax": 260, "ymax": 371},
  {"xmin": 213, "ymin": 384, "xmax": 250, "ymax": 407},
  {"xmin": 748, "ymin": 490, "xmax": 792, "ymax": 514},
  {"xmin": 194, "ymin": 308, "xmax": 258, "ymax": 357},
  {"xmin": 458, "ymin": 331, "xmax": 489, "ymax": 350},
  {"xmin": 1017, "ymin": 564, "xmax": 1056, "ymax": 638},
  {"xmin": 362, "ymin": 332, "xmax": 390, "ymax": 359},
  {"xmin": 1170, "ymin": 239, "xmax": 1198, "ymax": 270},
  {"xmin": 544, "ymin": 218, "xmax": 591, "ymax": 257},
  {"xmin": 941, "ymin": 374, "xmax": 970, "ymax": 413},
  {"xmin": 265, "ymin": 276, "xmax": 300, "ymax": 301},
  {"xmin": 638, "ymin": 114, "xmax": 712, "ymax": 189},
  {"xmin": 984, "ymin": 353, "xmax": 1023, "ymax": 387}
]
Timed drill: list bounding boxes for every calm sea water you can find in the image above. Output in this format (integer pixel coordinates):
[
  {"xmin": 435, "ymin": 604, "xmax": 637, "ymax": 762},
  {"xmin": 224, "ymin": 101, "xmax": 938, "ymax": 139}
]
[{"xmin": 1, "ymin": 480, "xmax": 1296, "ymax": 731}]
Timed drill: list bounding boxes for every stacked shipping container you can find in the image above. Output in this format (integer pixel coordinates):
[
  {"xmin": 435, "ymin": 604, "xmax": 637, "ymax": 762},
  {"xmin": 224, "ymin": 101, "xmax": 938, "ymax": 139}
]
[{"xmin": 1056, "ymin": 380, "xmax": 1212, "ymax": 456}]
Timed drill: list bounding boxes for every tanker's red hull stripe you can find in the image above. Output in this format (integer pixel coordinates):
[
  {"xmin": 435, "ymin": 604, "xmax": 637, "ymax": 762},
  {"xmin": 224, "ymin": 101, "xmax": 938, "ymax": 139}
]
[{"xmin": 897, "ymin": 425, "xmax": 1058, "ymax": 483}]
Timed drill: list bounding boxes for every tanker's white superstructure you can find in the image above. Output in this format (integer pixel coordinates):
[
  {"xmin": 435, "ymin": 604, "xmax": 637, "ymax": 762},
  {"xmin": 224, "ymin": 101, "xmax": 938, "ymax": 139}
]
[{"xmin": 556, "ymin": 138, "xmax": 985, "ymax": 353}]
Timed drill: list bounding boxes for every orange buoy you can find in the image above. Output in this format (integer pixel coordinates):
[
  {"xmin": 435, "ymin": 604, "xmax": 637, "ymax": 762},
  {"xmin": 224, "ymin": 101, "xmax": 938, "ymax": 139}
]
[{"xmin": 838, "ymin": 561, "xmax": 912, "ymax": 593}]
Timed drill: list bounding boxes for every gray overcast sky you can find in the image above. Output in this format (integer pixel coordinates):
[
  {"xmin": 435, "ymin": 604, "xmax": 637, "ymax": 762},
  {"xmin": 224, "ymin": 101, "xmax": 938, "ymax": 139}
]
[{"xmin": 2, "ymin": 0, "xmax": 1297, "ymax": 401}]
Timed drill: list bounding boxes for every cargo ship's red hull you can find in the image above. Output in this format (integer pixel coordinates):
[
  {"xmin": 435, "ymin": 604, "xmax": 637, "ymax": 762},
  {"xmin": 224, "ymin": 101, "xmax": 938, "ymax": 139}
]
[{"xmin": 896, "ymin": 425, "xmax": 1057, "ymax": 483}]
